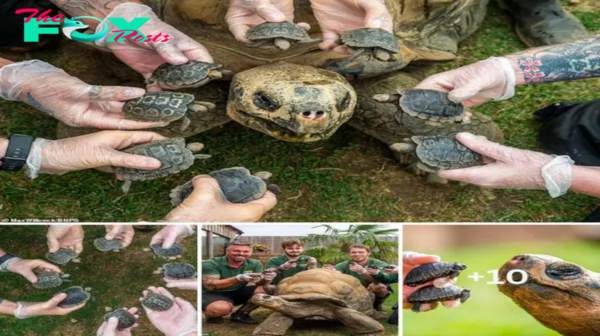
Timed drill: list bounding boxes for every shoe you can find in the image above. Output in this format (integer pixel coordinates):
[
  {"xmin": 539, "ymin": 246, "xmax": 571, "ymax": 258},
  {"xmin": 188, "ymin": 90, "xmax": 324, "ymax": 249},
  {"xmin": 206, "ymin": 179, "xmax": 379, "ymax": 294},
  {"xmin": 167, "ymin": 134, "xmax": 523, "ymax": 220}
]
[
  {"xmin": 206, "ymin": 316, "xmax": 225, "ymax": 324},
  {"xmin": 373, "ymin": 296, "xmax": 387, "ymax": 312},
  {"xmin": 231, "ymin": 313, "xmax": 259, "ymax": 324}
]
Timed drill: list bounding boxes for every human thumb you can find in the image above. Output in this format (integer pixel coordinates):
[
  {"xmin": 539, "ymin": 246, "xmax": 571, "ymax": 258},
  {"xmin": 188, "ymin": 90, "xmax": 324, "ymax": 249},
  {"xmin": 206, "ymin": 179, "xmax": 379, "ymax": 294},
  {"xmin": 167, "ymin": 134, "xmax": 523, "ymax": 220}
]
[
  {"xmin": 447, "ymin": 86, "xmax": 480, "ymax": 104},
  {"xmin": 105, "ymin": 317, "xmax": 119, "ymax": 332},
  {"xmin": 20, "ymin": 268, "xmax": 39, "ymax": 284},
  {"xmin": 105, "ymin": 227, "xmax": 118, "ymax": 240},
  {"xmin": 47, "ymin": 236, "xmax": 60, "ymax": 253},
  {"xmin": 49, "ymin": 293, "xmax": 68, "ymax": 306},
  {"xmin": 108, "ymin": 152, "xmax": 162, "ymax": 170},
  {"xmin": 255, "ymin": 2, "xmax": 286, "ymax": 22},
  {"xmin": 161, "ymin": 232, "xmax": 177, "ymax": 249}
]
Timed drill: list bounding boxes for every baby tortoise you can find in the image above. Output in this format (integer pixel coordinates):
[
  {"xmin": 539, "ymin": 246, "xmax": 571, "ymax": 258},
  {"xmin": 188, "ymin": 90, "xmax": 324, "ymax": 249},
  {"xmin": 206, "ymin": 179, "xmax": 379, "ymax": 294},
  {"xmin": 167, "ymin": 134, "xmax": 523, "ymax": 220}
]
[
  {"xmin": 169, "ymin": 167, "xmax": 281, "ymax": 206},
  {"xmin": 404, "ymin": 262, "xmax": 468, "ymax": 287},
  {"xmin": 93, "ymin": 238, "xmax": 124, "ymax": 252},
  {"xmin": 104, "ymin": 308, "xmax": 136, "ymax": 331},
  {"xmin": 147, "ymin": 61, "xmax": 230, "ymax": 89},
  {"xmin": 46, "ymin": 248, "xmax": 79, "ymax": 265},
  {"xmin": 407, "ymin": 285, "xmax": 471, "ymax": 313},
  {"xmin": 246, "ymin": 22, "xmax": 321, "ymax": 50},
  {"xmin": 57, "ymin": 286, "xmax": 91, "ymax": 308},
  {"xmin": 373, "ymin": 89, "xmax": 466, "ymax": 122},
  {"xmin": 149, "ymin": 243, "xmax": 184, "ymax": 258},
  {"xmin": 123, "ymin": 92, "xmax": 216, "ymax": 131},
  {"xmin": 339, "ymin": 28, "xmax": 400, "ymax": 62},
  {"xmin": 115, "ymin": 138, "xmax": 210, "ymax": 193},
  {"xmin": 33, "ymin": 271, "xmax": 70, "ymax": 289},
  {"xmin": 142, "ymin": 293, "xmax": 173, "ymax": 311},
  {"xmin": 154, "ymin": 263, "xmax": 197, "ymax": 279}
]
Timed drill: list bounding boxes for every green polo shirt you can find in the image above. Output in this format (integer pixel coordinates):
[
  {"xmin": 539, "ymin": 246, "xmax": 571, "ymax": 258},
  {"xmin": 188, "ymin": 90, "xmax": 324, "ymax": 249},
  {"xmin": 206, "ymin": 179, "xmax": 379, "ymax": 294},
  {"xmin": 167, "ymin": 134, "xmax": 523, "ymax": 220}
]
[
  {"xmin": 266, "ymin": 255, "xmax": 318, "ymax": 285},
  {"xmin": 373, "ymin": 272, "xmax": 398, "ymax": 284},
  {"xmin": 335, "ymin": 258, "xmax": 389, "ymax": 287},
  {"xmin": 202, "ymin": 256, "xmax": 263, "ymax": 292}
]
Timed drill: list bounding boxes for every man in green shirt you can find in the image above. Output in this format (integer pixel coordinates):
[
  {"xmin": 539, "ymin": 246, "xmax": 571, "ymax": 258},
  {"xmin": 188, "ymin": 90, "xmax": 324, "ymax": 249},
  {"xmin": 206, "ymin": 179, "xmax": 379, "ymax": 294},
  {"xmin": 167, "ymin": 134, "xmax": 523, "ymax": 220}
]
[
  {"xmin": 335, "ymin": 244, "xmax": 392, "ymax": 312},
  {"xmin": 202, "ymin": 242, "xmax": 276, "ymax": 325},
  {"xmin": 265, "ymin": 239, "xmax": 318, "ymax": 286}
]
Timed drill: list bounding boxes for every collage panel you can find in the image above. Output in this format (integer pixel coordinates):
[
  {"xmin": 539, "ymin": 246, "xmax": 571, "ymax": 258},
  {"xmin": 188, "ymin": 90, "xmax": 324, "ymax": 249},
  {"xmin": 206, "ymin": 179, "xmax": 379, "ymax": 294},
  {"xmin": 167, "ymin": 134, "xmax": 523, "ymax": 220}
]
[
  {"xmin": 403, "ymin": 224, "xmax": 600, "ymax": 336},
  {"xmin": 200, "ymin": 224, "xmax": 399, "ymax": 336},
  {"xmin": 0, "ymin": 225, "xmax": 198, "ymax": 336}
]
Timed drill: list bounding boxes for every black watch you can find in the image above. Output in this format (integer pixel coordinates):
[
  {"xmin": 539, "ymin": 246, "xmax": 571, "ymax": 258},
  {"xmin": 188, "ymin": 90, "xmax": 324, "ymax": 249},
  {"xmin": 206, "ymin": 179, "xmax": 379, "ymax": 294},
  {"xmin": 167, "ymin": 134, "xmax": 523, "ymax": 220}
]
[
  {"xmin": 0, "ymin": 254, "xmax": 16, "ymax": 266},
  {"xmin": 0, "ymin": 134, "xmax": 34, "ymax": 172}
]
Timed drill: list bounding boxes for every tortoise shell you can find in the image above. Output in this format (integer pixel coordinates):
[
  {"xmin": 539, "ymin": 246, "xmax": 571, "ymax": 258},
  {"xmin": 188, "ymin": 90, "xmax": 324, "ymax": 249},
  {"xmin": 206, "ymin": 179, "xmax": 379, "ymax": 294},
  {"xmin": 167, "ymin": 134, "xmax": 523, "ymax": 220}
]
[
  {"xmin": 404, "ymin": 262, "xmax": 467, "ymax": 287},
  {"xmin": 33, "ymin": 271, "xmax": 64, "ymax": 289},
  {"xmin": 148, "ymin": 61, "xmax": 222, "ymax": 87},
  {"xmin": 407, "ymin": 284, "xmax": 470, "ymax": 304},
  {"xmin": 412, "ymin": 136, "xmax": 483, "ymax": 172},
  {"xmin": 341, "ymin": 28, "xmax": 400, "ymax": 53},
  {"xmin": 104, "ymin": 308, "xmax": 136, "ymax": 331},
  {"xmin": 57, "ymin": 286, "xmax": 91, "ymax": 308},
  {"xmin": 399, "ymin": 89, "xmax": 464, "ymax": 119},
  {"xmin": 150, "ymin": 243, "xmax": 184, "ymax": 257},
  {"xmin": 46, "ymin": 248, "xmax": 77, "ymax": 265},
  {"xmin": 163, "ymin": 263, "xmax": 197, "ymax": 279},
  {"xmin": 94, "ymin": 238, "xmax": 124, "ymax": 252},
  {"xmin": 123, "ymin": 92, "xmax": 194, "ymax": 123},
  {"xmin": 142, "ymin": 293, "xmax": 173, "ymax": 311},
  {"xmin": 247, "ymin": 22, "xmax": 311, "ymax": 41}
]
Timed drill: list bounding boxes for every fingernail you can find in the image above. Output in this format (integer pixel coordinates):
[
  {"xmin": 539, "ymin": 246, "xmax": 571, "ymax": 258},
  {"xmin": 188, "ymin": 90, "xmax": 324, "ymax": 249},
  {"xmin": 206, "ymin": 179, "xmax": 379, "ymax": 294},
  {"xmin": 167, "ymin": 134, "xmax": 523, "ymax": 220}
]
[
  {"xmin": 109, "ymin": 317, "xmax": 119, "ymax": 323},
  {"xmin": 142, "ymin": 158, "xmax": 161, "ymax": 169},
  {"xmin": 458, "ymin": 132, "xmax": 475, "ymax": 140},
  {"xmin": 370, "ymin": 19, "xmax": 382, "ymax": 28}
]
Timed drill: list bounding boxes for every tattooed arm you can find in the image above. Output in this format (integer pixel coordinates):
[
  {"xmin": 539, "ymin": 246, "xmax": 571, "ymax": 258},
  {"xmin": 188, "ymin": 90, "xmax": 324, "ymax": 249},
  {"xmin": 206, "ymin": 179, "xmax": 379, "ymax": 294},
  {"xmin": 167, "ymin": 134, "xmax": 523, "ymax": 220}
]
[
  {"xmin": 507, "ymin": 36, "xmax": 600, "ymax": 84},
  {"xmin": 49, "ymin": 0, "xmax": 143, "ymax": 28},
  {"xmin": 202, "ymin": 275, "xmax": 242, "ymax": 291}
]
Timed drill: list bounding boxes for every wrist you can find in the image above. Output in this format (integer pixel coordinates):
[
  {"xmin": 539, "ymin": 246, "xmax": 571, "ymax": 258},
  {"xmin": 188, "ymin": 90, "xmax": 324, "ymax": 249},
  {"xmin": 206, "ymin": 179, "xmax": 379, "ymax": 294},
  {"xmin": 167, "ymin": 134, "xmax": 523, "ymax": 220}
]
[
  {"xmin": 541, "ymin": 155, "xmax": 574, "ymax": 198},
  {"xmin": 0, "ymin": 58, "xmax": 14, "ymax": 68},
  {"xmin": 505, "ymin": 55, "xmax": 527, "ymax": 86},
  {"xmin": 0, "ymin": 300, "xmax": 18, "ymax": 316},
  {"xmin": 0, "ymin": 138, "xmax": 8, "ymax": 161}
]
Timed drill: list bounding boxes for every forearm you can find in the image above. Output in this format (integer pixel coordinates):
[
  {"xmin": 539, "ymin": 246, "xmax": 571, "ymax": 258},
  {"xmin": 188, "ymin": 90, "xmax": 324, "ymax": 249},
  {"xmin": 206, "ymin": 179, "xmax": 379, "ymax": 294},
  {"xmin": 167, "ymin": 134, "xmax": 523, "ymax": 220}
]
[
  {"xmin": 504, "ymin": 36, "xmax": 600, "ymax": 85},
  {"xmin": 202, "ymin": 277, "xmax": 241, "ymax": 291},
  {"xmin": 570, "ymin": 166, "xmax": 600, "ymax": 197},
  {"xmin": 50, "ymin": 0, "xmax": 143, "ymax": 28},
  {"xmin": 0, "ymin": 299, "xmax": 17, "ymax": 316},
  {"xmin": 0, "ymin": 58, "xmax": 14, "ymax": 68},
  {"xmin": 0, "ymin": 248, "xmax": 6, "ymax": 257}
]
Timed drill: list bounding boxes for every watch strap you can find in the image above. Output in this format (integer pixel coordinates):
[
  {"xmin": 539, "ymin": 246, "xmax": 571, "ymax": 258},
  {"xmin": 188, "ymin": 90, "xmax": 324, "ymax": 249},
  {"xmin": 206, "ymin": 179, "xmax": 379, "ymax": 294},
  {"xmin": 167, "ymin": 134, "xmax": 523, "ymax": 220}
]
[{"xmin": 1, "ymin": 134, "xmax": 34, "ymax": 172}]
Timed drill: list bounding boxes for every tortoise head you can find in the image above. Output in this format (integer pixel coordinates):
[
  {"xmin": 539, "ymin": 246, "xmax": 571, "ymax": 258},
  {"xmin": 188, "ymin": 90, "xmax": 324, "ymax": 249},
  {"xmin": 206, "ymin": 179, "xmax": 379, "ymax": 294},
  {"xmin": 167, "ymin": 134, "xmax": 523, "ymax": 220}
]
[
  {"xmin": 227, "ymin": 63, "xmax": 356, "ymax": 142},
  {"xmin": 498, "ymin": 254, "xmax": 600, "ymax": 335},
  {"xmin": 251, "ymin": 294, "xmax": 286, "ymax": 312}
]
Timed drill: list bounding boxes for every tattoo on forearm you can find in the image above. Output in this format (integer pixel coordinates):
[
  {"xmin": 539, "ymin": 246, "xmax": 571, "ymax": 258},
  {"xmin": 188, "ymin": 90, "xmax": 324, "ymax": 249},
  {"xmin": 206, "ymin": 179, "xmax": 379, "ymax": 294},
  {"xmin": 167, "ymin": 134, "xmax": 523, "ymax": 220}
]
[
  {"xmin": 514, "ymin": 37, "xmax": 600, "ymax": 84},
  {"xmin": 202, "ymin": 275, "xmax": 220, "ymax": 291},
  {"xmin": 25, "ymin": 93, "xmax": 56, "ymax": 117},
  {"xmin": 104, "ymin": 0, "xmax": 126, "ymax": 9}
]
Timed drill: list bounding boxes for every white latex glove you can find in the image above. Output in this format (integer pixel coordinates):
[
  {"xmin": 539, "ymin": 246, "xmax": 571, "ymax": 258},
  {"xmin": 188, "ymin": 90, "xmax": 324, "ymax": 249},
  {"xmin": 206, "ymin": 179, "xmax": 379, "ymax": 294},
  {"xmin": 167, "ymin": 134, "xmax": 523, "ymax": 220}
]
[
  {"xmin": 235, "ymin": 273, "xmax": 263, "ymax": 283},
  {"xmin": 164, "ymin": 176, "xmax": 277, "ymax": 222},
  {"xmin": 6, "ymin": 258, "xmax": 61, "ymax": 284},
  {"xmin": 150, "ymin": 225, "xmax": 195, "ymax": 249},
  {"xmin": 349, "ymin": 263, "xmax": 368, "ymax": 274},
  {"xmin": 261, "ymin": 271, "xmax": 277, "ymax": 282},
  {"xmin": 141, "ymin": 287, "xmax": 197, "ymax": 336},
  {"xmin": 0, "ymin": 60, "xmax": 165, "ymax": 129},
  {"xmin": 310, "ymin": 0, "xmax": 393, "ymax": 53},
  {"xmin": 95, "ymin": 3, "xmax": 213, "ymax": 90},
  {"xmin": 415, "ymin": 57, "xmax": 517, "ymax": 107},
  {"xmin": 164, "ymin": 278, "xmax": 197, "ymax": 291},
  {"xmin": 47, "ymin": 225, "xmax": 85, "ymax": 255},
  {"xmin": 439, "ymin": 132, "xmax": 574, "ymax": 197},
  {"xmin": 226, "ymin": 0, "xmax": 295, "ymax": 43},
  {"xmin": 96, "ymin": 308, "xmax": 139, "ymax": 336},
  {"xmin": 15, "ymin": 293, "xmax": 86, "ymax": 318},
  {"xmin": 105, "ymin": 225, "xmax": 135, "ymax": 248},
  {"xmin": 26, "ymin": 131, "xmax": 166, "ymax": 179}
]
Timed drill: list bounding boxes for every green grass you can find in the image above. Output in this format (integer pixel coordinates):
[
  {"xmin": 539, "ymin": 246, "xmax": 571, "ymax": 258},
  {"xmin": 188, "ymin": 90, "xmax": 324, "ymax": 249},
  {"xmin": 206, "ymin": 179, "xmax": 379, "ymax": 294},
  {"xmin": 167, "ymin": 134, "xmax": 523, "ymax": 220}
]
[
  {"xmin": 203, "ymin": 283, "xmax": 399, "ymax": 336},
  {"xmin": 0, "ymin": 1, "xmax": 599, "ymax": 222},
  {"xmin": 0, "ymin": 226, "xmax": 197, "ymax": 336},
  {"xmin": 403, "ymin": 239, "xmax": 600, "ymax": 336}
]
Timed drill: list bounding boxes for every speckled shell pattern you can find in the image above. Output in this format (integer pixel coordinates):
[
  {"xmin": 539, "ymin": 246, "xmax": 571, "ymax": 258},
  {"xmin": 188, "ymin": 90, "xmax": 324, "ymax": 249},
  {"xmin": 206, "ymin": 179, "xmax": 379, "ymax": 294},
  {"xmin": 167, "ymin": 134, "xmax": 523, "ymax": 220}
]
[
  {"xmin": 149, "ymin": 61, "xmax": 220, "ymax": 86},
  {"xmin": 142, "ymin": 293, "xmax": 174, "ymax": 311},
  {"xmin": 247, "ymin": 22, "xmax": 310, "ymax": 41},
  {"xmin": 123, "ymin": 92, "xmax": 194, "ymax": 122},
  {"xmin": 341, "ymin": 28, "xmax": 400, "ymax": 53},
  {"xmin": 408, "ymin": 284, "xmax": 468, "ymax": 303},
  {"xmin": 399, "ymin": 89, "xmax": 464, "ymax": 118},
  {"xmin": 413, "ymin": 136, "xmax": 483, "ymax": 170}
]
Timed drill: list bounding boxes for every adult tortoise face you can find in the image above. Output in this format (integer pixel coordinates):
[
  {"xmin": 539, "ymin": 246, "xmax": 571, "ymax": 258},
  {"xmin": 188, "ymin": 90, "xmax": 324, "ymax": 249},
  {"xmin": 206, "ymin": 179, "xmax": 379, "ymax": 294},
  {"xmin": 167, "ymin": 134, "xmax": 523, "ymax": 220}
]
[{"xmin": 226, "ymin": 63, "xmax": 357, "ymax": 142}]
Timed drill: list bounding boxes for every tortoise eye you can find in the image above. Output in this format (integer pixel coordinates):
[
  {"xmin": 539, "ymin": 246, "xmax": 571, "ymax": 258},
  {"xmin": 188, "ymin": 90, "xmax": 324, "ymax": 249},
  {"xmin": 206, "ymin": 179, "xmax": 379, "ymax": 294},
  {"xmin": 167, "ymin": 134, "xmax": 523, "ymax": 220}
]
[
  {"xmin": 337, "ymin": 92, "xmax": 351, "ymax": 110},
  {"xmin": 546, "ymin": 265, "xmax": 582, "ymax": 279},
  {"xmin": 253, "ymin": 92, "xmax": 280, "ymax": 111}
]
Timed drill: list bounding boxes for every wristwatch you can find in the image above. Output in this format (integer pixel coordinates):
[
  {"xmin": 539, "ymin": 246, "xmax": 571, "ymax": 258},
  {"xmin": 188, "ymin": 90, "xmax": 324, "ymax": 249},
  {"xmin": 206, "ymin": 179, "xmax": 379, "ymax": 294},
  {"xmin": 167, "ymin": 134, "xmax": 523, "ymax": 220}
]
[{"xmin": 0, "ymin": 134, "xmax": 34, "ymax": 172}]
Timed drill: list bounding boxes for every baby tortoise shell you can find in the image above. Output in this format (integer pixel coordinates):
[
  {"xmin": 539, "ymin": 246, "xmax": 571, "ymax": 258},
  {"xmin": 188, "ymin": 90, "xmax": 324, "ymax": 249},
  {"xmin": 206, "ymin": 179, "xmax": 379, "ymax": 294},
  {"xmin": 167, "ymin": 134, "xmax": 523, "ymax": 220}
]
[
  {"xmin": 246, "ymin": 22, "xmax": 321, "ymax": 50},
  {"xmin": 46, "ymin": 248, "xmax": 78, "ymax": 265},
  {"xmin": 142, "ymin": 293, "xmax": 173, "ymax": 311},
  {"xmin": 404, "ymin": 262, "xmax": 468, "ymax": 287},
  {"xmin": 413, "ymin": 136, "xmax": 483, "ymax": 173},
  {"xmin": 162, "ymin": 263, "xmax": 197, "ymax": 279},
  {"xmin": 33, "ymin": 271, "xmax": 68, "ymax": 289},
  {"xmin": 340, "ymin": 28, "xmax": 400, "ymax": 62},
  {"xmin": 57, "ymin": 286, "xmax": 91, "ymax": 308},
  {"xmin": 407, "ymin": 285, "xmax": 471, "ymax": 313},
  {"xmin": 150, "ymin": 243, "xmax": 184, "ymax": 258},
  {"xmin": 372, "ymin": 89, "xmax": 465, "ymax": 123},
  {"xmin": 147, "ymin": 61, "xmax": 229, "ymax": 89},
  {"xmin": 123, "ymin": 92, "xmax": 215, "ymax": 131},
  {"xmin": 104, "ymin": 308, "xmax": 136, "ymax": 331},
  {"xmin": 94, "ymin": 238, "xmax": 124, "ymax": 252}
]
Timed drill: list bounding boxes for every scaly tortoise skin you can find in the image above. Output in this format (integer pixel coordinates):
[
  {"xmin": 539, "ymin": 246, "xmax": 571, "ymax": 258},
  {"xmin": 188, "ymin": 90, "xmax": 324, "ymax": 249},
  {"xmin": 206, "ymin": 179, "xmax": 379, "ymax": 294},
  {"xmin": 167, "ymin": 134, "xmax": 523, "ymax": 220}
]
[
  {"xmin": 150, "ymin": 243, "xmax": 184, "ymax": 258},
  {"xmin": 328, "ymin": 28, "xmax": 401, "ymax": 73},
  {"xmin": 33, "ymin": 271, "xmax": 68, "ymax": 289},
  {"xmin": 162, "ymin": 263, "xmax": 197, "ymax": 279},
  {"xmin": 407, "ymin": 284, "xmax": 471, "ymax": 313},
  {"xmin": 404, "ymin": 262, "xmax": 468, "ymax": 287},
  {"xmin": 57, "ymin": 286, "xmax": 91, "ymax": 308},
  {"xmin": 412, "ymin": 135, "xmax": 484, "ymax": 173},
  {"xmin": 251, "ymin": 268, "xmax": 386, "ymax": 336},
  {"xmin": 247, "ymin": 22, "xmax": 321, "ymax": 50},
  {"xmin": 104, "ymin": 308, "xmax": 136, "ymax": 331},
  {"xmin": 498, "ymin": 254, "xmax": 600, "ymax": 336}
]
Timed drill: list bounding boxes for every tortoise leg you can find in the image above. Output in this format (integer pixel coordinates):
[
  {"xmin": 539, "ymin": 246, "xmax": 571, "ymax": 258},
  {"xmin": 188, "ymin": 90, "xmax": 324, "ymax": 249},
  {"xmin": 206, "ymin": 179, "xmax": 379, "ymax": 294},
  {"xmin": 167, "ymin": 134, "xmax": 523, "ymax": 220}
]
[
  {"xmin": 179, "ymin": 117, "xmax": 191, "ymax": 132},
  {"xmin": 252, "ymin": 312, "xmax": 294, "ymax": 336},
  {"xmin": 411, "ymin": 302, "xmax": 422, "ymax": 313},
  {"xmin": 334, "ymin": 307, "xmax": 384, "ymax": 336}
]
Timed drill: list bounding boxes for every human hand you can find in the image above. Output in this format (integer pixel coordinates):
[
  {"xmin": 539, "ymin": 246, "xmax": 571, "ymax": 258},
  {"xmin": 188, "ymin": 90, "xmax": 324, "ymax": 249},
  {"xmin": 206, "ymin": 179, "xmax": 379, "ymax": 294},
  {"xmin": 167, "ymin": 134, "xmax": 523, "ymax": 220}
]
[
  {"xmin": 310, "ymin": 0, "xmax": 393, "ymax": 53},
  {"xmin": 226, "ymin": 0, "xmax": 295, "ymax": 43},
  {"xmin": 261, "ymin": 271, "xmax": 277, "ymax": 282},
  {"xmin": 27, "ymin": 131, "xmax": 166, "ymax": 178},
  {"xmin": 96, "ymin": 3, "xmax": 213, "ymax": 90},
  {"xmin": 235, "ymin": 273, "xmax": 263, "ymax": 283},
  {"xmin": 6, "ymin": 259, "xmax": 61, "ymax": 284},
  {"xmin": 164, "ymin": 278, "xmax": 197, "ymax": 291},
  {"xmin": 150, "ymin": 225, "xmax": 195, "ymax": 248},
  {"xmin": 164, "ymin": 176, "xmax": 277, "ymax": 222},
  {"xmin": 403, "ymin": 252, "xmax": 456, "ymax": 312},
  {"xmin": 0, "ymin": 60, "xmax": 165, "ymax": 129},
  {"xmin": 140, "ymin": 287, "xmax": 197, "ymax": 336},
  {"xmin": 96, "ymin": 308, "xmax": 139, "ymax": 336},
  {"xmin": 366, "ymin": 266, "xmax": 380, "ymax": 275},
  {"xmin": 383, "ymin": 265, "xmax": 398, "ymax": 275},
  {"xmin": 281, "ymin": 260, "xmax": 297, "ymax": 270},
  {"xmin": 105, "ymin": 225, "xmax": 135, "ymax": 248},
  {"xmin": 349, "ymin": 262, "xmax": 367, "ymax": 274},
  {"xmin": 414, "ymin": 57, "xmax": 517, "ymax": 107},
  {"xmin": 438, "ymin": 133, "xmax": 572, "ymax": 197},
  {"xmin": 16, "ymin": 293, "xmax": 86, "ymax": 318},
  {"xmin": 47, "ymin": 225, "xmax": 85, "ymax": 254},
  {"xmin": 307, "ymin": 257, "xmax": 317, "ymax": 265}
]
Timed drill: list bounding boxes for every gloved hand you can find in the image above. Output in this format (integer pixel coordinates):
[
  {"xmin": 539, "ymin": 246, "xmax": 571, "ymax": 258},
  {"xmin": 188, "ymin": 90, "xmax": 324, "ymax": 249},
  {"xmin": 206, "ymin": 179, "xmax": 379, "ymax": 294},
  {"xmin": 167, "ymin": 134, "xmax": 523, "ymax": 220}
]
[
  {"xmin": 26, "ymin": 131, "xmax": 166, "ymax": 179},
  {"xmin": 15, "ymin": 293, "xmax": 86, "ymax": 318},
  {"xmin": 47, "ymin": 225, "xmax": 85, "ymax": 254},
  {"xmin": 96, "ymin": 308, "xmax": 139, "ymax": 336},
  {"xmin": 403, "ymin": 251, "xmax": 456, "ymax": 312},
  {"xmin": 226, "ymin": 0, "xmax": 295, "ymax": 43},
  {"xmin": 235, "ymin": 273, "xmax": 263, "ymax": 283},
  {"xmin": 141, "ymin": 287, "xmax": 197, "ymax": 336},
  {"xmin": 95, "ymin": 3, "xmax": 214, "ymax": 90},
  {"xmin": 439, "ymin": 133, "xmax": 574, "ymax": 197},
  {"xmin": 261, "ymin": 271, "xmax": 277, "ymax": 282},
  {"xmin": 414, "ymin": 57, "xmax": 517, "ymax": 107},
  {"xmin": 6, "ymin": 258, "xmax": 62, "ymax": 284},
  {"xmin": 164, "ymin": 176, "xmax": 277, "ymax": 222},
  {"xmin": 105, "ymin": 225, "xmax": 135, "ymax": 248},
  {"xmin": 164, "ymin": 278, "xmax": 197, "ymax": 291},
  {"xmin": 349, "ymin": 262, "xmax": 368, "ymax": 274},
  {"xmin": 310, "ymin": 0, "xmax": 393, "ymax": 53},
  {"xmin": 150, "ymin": 225, "xmax": 195, "ymax": 249},
  {"xmin": 0, "ymin": 60, "xmax": 165, "ymax": 129},
  {"xmin": 280, "ymin": 260, "xmax": 297, "ymax": 270}
]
